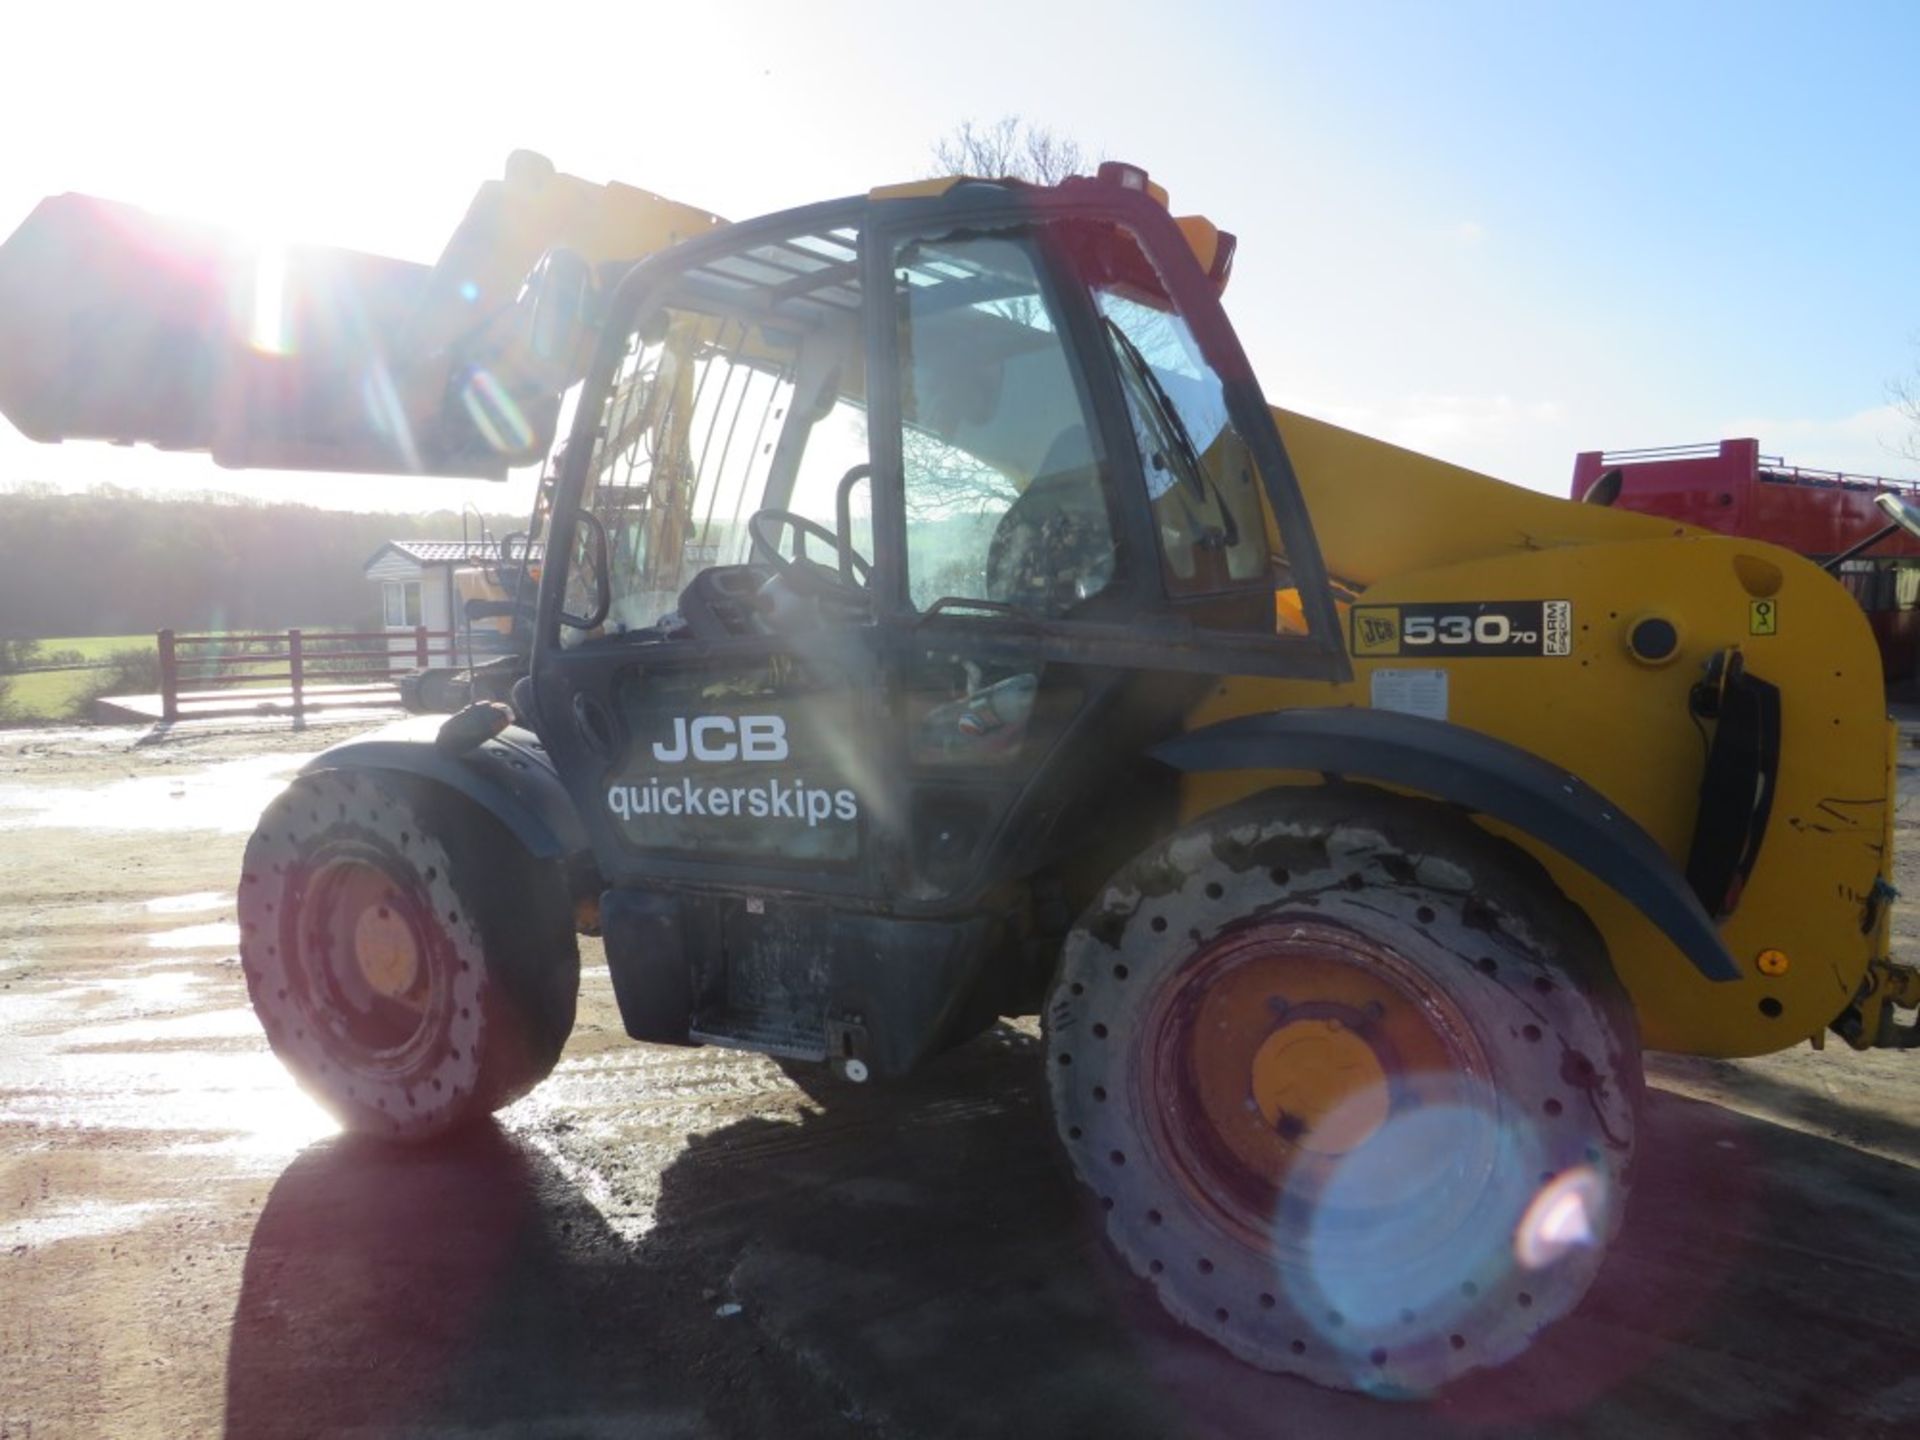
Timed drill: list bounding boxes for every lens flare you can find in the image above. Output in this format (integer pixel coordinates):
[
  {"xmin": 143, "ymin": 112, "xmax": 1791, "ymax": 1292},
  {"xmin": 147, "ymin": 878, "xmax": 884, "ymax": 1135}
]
[
  {"xmin": 360, "ymin": 359, "xmax": 422, "ymax": 472},
  {"xmin": 1514, "ymin": 1166, "xmax": 1606, "ymax": 1270},
  {"xmin": 460, "ymin": 367, "xmax": 535, "ymax": 454},
  {"xmin": 1262, "ymin": 1082, "xmax": 1621, "ymax": 1390},
  {"xmin": 248, "ymin": 245, "xmax": 294, "ymax": 356},
  {"xmin": 1292, "ymin": 1096, "xmax": 1535, "ymax": 1335}
]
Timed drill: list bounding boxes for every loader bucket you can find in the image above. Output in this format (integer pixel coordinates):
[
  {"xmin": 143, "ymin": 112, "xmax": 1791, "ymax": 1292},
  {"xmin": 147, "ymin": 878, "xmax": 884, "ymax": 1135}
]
[
  {"xmin": 0, "ymin": 155, "xmax": 727, "ymax": 481},
  {"xmin": 0, "ymin": 192, "xmax": 472, "ymax": 475},
  {"xmin": 0, "ymin": 194, "xmax": 233, "ymax": 452}
]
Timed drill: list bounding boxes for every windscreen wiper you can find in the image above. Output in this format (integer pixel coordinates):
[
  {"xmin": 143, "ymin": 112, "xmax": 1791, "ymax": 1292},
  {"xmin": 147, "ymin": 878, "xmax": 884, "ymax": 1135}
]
[
  {"xmin": 1103, "ymin": 316, "xmax": 1242, "ymax": 550},
  {"xmin": 1102, "ymin": 316, "xmax": 1208, "ymax": 500}
]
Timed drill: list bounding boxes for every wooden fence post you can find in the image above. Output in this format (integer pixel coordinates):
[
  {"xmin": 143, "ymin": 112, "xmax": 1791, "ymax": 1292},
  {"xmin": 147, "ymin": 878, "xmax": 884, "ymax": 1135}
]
[
  {"xmin": 415, "ymin": 624, "xmax": 430, "ymax": 670},
  {"xmin": 158, "ymin": 629, "xmax": 179, "ymax": 722},
  {"xmin": 289, "ymin": 629, "xmax": 304, "ymax": 715}
]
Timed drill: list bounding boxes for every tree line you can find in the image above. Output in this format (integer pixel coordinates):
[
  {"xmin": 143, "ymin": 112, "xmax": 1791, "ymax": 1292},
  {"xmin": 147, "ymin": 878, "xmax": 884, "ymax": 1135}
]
[{"xmin": 0, "ymin": 486, "xmax": 524, "ymax": 639}]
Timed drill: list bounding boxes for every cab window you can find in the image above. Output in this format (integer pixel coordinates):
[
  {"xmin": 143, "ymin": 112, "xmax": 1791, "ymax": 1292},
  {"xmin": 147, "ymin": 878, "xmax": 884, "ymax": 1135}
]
[
  {"xmin": 1077, "ymin": 225, "xmax": 1273, "ymax": 599},
  {"xmin": 893, "ymin": 230, "xmax": 1117, "ymax": 616},
  {"xmin": 563, "ymin": 226, "xmax": 872, "ymax": 640}
]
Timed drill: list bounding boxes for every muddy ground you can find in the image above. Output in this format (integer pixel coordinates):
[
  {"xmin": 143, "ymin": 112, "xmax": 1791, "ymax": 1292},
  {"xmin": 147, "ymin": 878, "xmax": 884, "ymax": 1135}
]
[{"xmin": 1, "ymin": 715, "xmax": 1917, "ymax": 1439}]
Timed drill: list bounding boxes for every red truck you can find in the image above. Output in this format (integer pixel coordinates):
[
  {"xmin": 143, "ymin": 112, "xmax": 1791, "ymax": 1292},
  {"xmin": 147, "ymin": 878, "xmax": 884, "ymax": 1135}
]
[{"xmin": 1572, "ymin": 439, "xmax": 1920, "ymax": 681}]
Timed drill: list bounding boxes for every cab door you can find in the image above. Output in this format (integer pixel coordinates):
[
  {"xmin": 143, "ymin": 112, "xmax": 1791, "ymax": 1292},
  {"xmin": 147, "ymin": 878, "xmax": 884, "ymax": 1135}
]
[
  {"xmin": 858, "ymin": 192, "xmax": 1351, "ymax": 904},
  {"xmin": 533, "ymin": 207, "xmax": 895, "ymax": 902}
]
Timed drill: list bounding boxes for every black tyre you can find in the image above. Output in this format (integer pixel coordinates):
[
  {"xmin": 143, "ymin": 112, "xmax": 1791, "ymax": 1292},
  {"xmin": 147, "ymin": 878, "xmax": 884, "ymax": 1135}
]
[
  {"xmin": 238, "ymin": 769, "xmax": 579, "ymax": 1140},
  {"xmin": 1047, "ymin": 784, "xmax": 1641, "ymax": 1395}
]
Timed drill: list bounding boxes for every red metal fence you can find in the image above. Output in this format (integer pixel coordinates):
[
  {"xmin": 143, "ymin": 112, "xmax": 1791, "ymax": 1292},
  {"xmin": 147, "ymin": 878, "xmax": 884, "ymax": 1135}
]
[{"xmin": 156, "ymin": 627, "xmax": 457, "ymax": 721}]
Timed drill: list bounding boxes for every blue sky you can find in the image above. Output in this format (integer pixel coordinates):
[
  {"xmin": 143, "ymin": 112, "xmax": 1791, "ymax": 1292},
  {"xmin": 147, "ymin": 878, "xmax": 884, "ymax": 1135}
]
[{"xmin": 0, "ymin": 0, "xmax": 1913, "ymax": 512}]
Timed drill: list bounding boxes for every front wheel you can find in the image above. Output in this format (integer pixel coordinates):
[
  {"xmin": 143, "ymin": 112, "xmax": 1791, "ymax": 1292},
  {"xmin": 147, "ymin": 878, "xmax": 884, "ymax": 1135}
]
[
  {"xmin": 1047, "ymin": 785, "xmax": 1641, "ymax": 1395},
  {"xmin": 238, "ymin": 770, "xmax": 579, "ymax": 1140}
]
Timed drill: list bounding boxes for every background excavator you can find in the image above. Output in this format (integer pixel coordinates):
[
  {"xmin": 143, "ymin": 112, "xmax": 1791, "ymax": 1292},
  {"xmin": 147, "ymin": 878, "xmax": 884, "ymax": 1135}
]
[{"xmin": 1, "ymin": 152, "xmax": 1913, "ymax": 1397}]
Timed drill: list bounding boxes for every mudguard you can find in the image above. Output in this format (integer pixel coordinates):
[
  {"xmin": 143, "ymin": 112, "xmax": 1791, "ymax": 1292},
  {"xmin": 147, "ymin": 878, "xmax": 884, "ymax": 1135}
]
[
  {"xmin": 1152, "ymin": 707, "xmax": 1741, "ymax": 982},
  {"xmin": 301, "ymin": 716, "xmax": 589, "ymax": 861}
]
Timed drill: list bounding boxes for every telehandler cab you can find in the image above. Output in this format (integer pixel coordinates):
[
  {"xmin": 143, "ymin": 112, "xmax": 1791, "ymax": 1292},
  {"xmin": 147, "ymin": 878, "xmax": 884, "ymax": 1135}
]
[{"xmin": 2, "ymin": 155, "xmax": 1914, "ymax": 1395}]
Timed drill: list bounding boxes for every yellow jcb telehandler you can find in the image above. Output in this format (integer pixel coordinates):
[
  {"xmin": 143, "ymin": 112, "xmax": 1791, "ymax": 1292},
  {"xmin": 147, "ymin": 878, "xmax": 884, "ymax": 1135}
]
[{"xmin": 1, "ymin": 152, "xmax": 1912, "ymax": 1395}]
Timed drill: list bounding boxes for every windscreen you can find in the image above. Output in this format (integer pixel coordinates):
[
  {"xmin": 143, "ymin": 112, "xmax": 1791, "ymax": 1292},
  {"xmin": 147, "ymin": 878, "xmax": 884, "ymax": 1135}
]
[
  {"xmin": 894, "ymin": 228, "xmax": 1116, "ymax": 616},
  {"xmin": 1058, "ymin": 220, "xmax": 1274, "ymax": 599}
]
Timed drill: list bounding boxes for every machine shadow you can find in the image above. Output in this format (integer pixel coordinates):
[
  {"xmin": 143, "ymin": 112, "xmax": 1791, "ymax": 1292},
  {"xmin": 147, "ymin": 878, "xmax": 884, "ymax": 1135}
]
[
  {"xmin": 221, "ymin": 1121, "xmax": 819, "ymax": 1439},
  {"xmin": 225, "ymin": 1126, "xmax": 620, "ymax": 1438},
  {"xmin": 223, "ymin": 1043, "xmax": 1920, "ymax": 1440},
  {"xmin": 696, "ymin": 1060, "xmax": 1920, "ymax": 1439}
]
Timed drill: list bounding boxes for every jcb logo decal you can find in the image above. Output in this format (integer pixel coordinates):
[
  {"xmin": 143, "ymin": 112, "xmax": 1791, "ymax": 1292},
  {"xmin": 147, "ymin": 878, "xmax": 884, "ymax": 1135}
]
[
  {"xmin": 1349, "ymin": 600, "xmax": 1572, "ymax": 658},
  {"xmin": 1352, "ymin": 608, "xmax": 1401, "ymax": 656},
  {"xmin": 652, "ymin": 715, "xmax": 789, "ymax": 763}
]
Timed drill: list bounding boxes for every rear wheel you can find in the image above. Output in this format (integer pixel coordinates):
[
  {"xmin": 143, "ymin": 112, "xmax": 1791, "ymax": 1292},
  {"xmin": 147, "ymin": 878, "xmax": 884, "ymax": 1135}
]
[
  {"xmin": 238, "ymin": 770, "xmax": 579, "ymax": 1140},
  {"xmin": 1047, "ymin": 785, "xmax": 1640, "ymax": 1395}
]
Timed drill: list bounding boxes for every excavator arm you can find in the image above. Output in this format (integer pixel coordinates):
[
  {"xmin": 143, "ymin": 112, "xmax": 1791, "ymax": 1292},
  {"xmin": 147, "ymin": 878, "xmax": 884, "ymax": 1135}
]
[{"xmin": 0, "ymin": 151, "xmax": 723, "ymax": 479}]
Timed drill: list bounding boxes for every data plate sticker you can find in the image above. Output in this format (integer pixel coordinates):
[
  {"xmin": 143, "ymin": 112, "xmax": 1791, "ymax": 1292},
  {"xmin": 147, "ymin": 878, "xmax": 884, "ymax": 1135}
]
[
  {"xmin": 1370, "ymin": 667, "xmax": 1448, "ymax": 720},
  {"xmin": 1352, "ymin": 600, "xmax": 1572, "ymax": 658}
]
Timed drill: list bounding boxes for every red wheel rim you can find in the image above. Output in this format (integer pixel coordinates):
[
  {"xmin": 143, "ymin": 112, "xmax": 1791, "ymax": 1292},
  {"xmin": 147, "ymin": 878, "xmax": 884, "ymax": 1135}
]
[
  {"xmin": 1137, "ymin": 916, "xmax": 1496, "ymax": 1257},
  {"xmin": 289, "ymin": 851, "xmax": 447, "ymax": 1070}
]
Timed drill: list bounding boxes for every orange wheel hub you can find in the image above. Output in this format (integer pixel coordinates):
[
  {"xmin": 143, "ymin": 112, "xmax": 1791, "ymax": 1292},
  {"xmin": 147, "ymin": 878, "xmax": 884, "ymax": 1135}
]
[
  {"xmin": 293, "ymin": 855, "xmax": 437, "ymax": 1061},
  {"xmin": 1139, "ymin": 917, "xmax": 1491, "ymax": 1250},
  {"xmin": 1249, "ymin": 1018, "xmax": 1391, "ymax": 1155}
]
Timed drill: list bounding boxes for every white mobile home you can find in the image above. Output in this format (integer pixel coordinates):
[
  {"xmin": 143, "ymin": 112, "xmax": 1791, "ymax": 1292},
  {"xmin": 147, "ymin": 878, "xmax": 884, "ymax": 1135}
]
[{"xmin": 363, "ymin": 540, "xmax": 522, "ymax": 673}]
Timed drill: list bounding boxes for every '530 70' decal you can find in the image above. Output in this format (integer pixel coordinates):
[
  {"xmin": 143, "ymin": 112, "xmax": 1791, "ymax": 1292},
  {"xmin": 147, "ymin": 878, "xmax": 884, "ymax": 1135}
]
[{"xmin": 1351, "ymin": 600, "xmax": 1572, "ymax": 658}]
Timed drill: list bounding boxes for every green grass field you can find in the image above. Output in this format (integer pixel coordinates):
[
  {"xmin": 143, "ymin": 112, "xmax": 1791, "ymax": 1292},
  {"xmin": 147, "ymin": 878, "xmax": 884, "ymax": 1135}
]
[
  {"xmin": 2, "ymin": 635, "xmax": 155, "ymax": 723},
  {"xmin": 1, "ymin": 630, "xmax": 382, "ymax": 724},
  {"xmin": 32, "ymin": 634, "xmax": 155, "ymax": 662}
]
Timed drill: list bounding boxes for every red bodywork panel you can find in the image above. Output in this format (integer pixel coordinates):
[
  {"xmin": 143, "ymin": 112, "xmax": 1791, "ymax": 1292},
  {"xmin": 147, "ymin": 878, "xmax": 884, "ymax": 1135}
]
[{"xmin": 1572, "ymin": 439, "xmax": 1920, "ymax": 681}]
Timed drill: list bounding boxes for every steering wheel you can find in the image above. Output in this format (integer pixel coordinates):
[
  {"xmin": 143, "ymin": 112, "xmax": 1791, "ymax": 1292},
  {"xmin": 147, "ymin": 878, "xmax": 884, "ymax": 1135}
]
[{"xmin": 747, "ymin": 507, "xmax": 871, "ymax": 595}]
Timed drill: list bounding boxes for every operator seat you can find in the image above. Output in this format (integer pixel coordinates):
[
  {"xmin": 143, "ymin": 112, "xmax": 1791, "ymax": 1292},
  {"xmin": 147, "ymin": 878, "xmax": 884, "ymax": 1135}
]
[{"xmin": 983, "ymin": 425, "xmax": 1117, "ymax": 615}]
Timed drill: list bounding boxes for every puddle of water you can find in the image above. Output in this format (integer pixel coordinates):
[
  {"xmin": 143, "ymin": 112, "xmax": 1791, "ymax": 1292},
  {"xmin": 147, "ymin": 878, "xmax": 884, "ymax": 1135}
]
[
  {"xmin": 145, "ymin": 891, "xmax": 229, "ymax": 915},
  {"xmin": 0, "ymin": 751, "xmax": 311, "ymax": 834},
  {"xmin": 0, "ymin": 972, "xmax": 223, "ymax": 1042},
  {"xmin": 120, "ymin": 955, "xmax": 235, "ymax": 973},
  {"xmin": 0, "ymin": 1199, "xmax": 182, "ymax": 1249},
  {"xmin": 146, "ymin": 920, "xmax": 240, "ymax": 952},
  {"xmin": 60, "ymin": 1005, "xmax": 263, "ymax": 1048},
  {"xmin": 0, "ymin": 1048, "xmax": 339, "ymax": 1165}
]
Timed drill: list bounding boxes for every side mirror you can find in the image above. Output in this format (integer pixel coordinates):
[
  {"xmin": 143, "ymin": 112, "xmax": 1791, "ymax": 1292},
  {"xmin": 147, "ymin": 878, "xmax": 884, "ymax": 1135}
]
[{"xmin": 559, "ymin": 510, "xmax": 612, "ymax": 632}]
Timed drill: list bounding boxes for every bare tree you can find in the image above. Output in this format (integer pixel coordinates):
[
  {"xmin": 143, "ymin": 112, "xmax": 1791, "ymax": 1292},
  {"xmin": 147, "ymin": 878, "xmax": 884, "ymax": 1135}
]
[
  {"xmin": 930, "ymin": 116, "xmax": 1096, "ymax": 185},
  {"xmin": 1894, "ymin": 359, "xmax": 1920, "ymax": 462},
  {"xmin": 900, "ymin": 118, "xmax": 1103, "ymax": 548}
]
